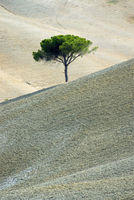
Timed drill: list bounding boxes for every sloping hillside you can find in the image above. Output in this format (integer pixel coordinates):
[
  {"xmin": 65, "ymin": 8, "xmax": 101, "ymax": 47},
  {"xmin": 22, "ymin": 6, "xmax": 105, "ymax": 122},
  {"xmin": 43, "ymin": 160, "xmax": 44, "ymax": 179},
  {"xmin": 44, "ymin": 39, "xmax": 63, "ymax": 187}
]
[
  {"xmin": 0, "ymin": 0, "xmax": 134, "ymax": 101},
  {"xmin": 0, "ymin": 58, "xmax": 134, "ymax": 199}
]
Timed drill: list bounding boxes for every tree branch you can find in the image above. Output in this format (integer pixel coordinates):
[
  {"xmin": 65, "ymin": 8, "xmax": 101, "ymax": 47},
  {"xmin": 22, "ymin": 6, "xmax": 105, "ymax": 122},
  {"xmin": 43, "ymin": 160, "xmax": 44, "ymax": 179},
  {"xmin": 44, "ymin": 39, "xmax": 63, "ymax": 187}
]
[
  {"xmin": 66, "ymin": 53, "xmax": 73, "ymax": 63},
  {"xmin": 55, "ymin": 59, "xmax": 62, "ymax": 63},
  {"xmin": 68, "ymin": 53, "xmax": 81, "ymax": 65},
  {"xmin": 55, "ymin": 57, "xmax": 64, "ymax": 64},
  {"xmin": 67, "ymin": 53, "xmax": 73, "ymax": 65}
]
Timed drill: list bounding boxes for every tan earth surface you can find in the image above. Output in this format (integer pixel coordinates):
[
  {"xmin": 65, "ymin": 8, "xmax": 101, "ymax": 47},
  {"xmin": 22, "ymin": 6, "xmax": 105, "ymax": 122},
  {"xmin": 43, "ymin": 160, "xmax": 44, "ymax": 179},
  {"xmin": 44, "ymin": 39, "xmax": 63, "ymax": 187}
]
[{"xmin": 0, "ymin": 0, "xmax": 134, "ymax": 101}]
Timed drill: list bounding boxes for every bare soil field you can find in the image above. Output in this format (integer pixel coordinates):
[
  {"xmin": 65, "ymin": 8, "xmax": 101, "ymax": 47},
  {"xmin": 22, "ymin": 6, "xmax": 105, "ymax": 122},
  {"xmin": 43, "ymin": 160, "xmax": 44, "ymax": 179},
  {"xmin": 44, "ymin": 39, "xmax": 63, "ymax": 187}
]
[
  {"xmin": 0, "ymin": 58, "xmax": 134, "ymax": 199},
  {"xmin": 0, "ymin": 0, "xmax": 134, "ymax": 101}
]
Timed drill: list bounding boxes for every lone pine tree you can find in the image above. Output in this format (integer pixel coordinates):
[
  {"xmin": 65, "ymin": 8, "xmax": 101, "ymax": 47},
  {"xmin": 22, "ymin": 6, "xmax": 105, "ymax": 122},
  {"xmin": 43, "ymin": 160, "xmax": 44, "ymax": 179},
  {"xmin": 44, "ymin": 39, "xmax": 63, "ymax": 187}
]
[{"xmin": 33, "ymin": 35, "xmax": 97, "ymax": 82}]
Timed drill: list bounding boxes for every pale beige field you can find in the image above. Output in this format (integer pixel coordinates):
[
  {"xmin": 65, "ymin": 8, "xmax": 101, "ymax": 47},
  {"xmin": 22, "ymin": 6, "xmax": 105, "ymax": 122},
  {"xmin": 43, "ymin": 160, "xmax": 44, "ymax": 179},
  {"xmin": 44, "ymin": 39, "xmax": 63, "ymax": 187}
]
[{"xmin": 0, "ymin": 0, "xmax": 134, "ymax": 101}]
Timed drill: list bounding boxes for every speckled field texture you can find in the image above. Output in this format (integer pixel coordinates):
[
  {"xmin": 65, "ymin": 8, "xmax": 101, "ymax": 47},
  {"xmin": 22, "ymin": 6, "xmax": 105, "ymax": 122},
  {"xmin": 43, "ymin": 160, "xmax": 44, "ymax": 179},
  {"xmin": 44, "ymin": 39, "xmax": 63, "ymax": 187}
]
[
  {"xmin": 0, "ymin": 58, "xmax": 134, "ymax": 199},
  {"xmin": 0, "ymin": 0, "xmax": 134, "ymax": 101}
]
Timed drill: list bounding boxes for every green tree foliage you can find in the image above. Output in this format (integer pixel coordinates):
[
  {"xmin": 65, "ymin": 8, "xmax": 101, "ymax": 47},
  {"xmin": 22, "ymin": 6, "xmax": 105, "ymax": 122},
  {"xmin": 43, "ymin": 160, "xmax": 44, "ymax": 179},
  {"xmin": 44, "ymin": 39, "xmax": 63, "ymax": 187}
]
[{"xmin": 33, "ymin": 35, "xmax": 98, "ymax": 82}]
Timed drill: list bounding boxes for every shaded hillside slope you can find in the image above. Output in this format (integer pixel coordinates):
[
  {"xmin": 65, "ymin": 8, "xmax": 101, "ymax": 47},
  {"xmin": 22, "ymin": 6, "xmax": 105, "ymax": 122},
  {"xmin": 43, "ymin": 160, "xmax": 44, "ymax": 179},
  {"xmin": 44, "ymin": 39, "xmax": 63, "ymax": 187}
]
[{"xmin": 0, "ymin": 58, "xmax": 134, "ymax": 199}]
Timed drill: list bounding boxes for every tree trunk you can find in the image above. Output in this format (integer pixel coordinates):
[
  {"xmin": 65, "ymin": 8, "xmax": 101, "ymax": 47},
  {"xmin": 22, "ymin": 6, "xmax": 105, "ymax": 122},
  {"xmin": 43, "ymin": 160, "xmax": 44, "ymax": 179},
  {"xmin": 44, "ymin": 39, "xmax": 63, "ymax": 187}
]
[{"xmin": 64, "ymin": 64, "xmax": 68, "ymax": 82}]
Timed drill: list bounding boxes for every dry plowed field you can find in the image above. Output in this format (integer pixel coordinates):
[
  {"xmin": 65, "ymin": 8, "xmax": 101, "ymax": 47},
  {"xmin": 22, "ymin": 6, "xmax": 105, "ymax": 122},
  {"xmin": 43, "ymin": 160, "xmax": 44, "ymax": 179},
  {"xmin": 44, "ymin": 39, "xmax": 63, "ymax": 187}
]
[{"xmin": 0, "ymin": 58, "xmax": 134, "ymax": 199}]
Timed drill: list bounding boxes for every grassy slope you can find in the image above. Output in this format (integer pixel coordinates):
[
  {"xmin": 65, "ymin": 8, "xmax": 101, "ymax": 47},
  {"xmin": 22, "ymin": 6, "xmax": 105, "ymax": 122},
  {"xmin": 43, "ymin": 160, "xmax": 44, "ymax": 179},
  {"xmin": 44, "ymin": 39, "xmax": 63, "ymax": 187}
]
[{"xmin": 0, "ymin": 58, "xmax": 134, "ymax": 199}]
